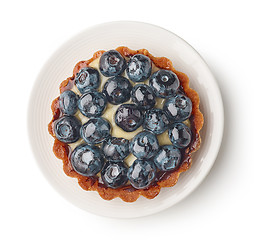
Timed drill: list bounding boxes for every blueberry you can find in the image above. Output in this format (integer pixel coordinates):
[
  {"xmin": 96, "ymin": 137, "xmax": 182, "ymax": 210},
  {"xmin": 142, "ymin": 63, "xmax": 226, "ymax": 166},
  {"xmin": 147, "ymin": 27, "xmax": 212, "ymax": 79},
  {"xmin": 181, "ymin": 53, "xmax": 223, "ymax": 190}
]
[
  {"xmin": 143, "ymin": 109, "xmax": 170, "ymax": 135},
  {"xmin": 78, "ymin": 90, "xmax": 107, "ymax": 118},
  {"xmin": 99, "ymin": 50, "xmax": 126, "ymax": 77},
  {"xmin": 59, "ymin": 90, "xmax": 79, "ymax": 115},
  {"xmin": 168, "ymin": 123, "xmax": 192, "ymax": 148},
  {"xmin": 103, "ymin": 76, "xmax": 132, "ymax": 105},
  {"xmin": 131, "ymin": 84, "xmax": 156, "ymax": 110},
  {"xmin": 101, "ymin": 161, "xmax": 128, "ymax": 189},
  {"xmin": 71, "ymin": 144, "xmax": 104, "ymax": 176},
  {"xmin": 163, "ymin": 93, "xmax": 192, "ymax": 122},
  {"xmin": 149, "ymin": 70, "xmax": 180, "ymax": 98},
  {"xmin": 54, "ymin": 116, "xmax": 81, "ymax": 143},
  {"xmin": 126, "ymin": 54, "xmax": 152, "ymax": 82},
  {"xmin": 80, "ymin": 117, "xmax": 111, "ymax": 144},
  {"xmin": 127, "ymin": 159, "xmax": 157, "ymax": 189},
  {"xmin": 115, "ymin": 104, "xmax": 143, "ymax": 132},
  {"xmin": 75, "ymin": 67, "xmax": 100, "ymax": 94},
  {"xmin": 130, "ymin": 131, "xmax": 159, "ymax": 159},
  {"xmin": 102, "ymin": 137, "xmax": 130, "ymax": 161},
  {"xmin": 153, "ymin": 145, "xmax": 181, "ymax": 171}
]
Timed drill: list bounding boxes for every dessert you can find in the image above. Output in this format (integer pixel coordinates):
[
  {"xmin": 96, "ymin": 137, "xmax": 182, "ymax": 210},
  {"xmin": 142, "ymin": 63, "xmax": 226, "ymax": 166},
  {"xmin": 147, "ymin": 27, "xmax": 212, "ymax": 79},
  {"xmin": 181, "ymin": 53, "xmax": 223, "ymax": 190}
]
[{"xmin": 48, "ymin": 47, "xmax": 204, "ymax": 202}]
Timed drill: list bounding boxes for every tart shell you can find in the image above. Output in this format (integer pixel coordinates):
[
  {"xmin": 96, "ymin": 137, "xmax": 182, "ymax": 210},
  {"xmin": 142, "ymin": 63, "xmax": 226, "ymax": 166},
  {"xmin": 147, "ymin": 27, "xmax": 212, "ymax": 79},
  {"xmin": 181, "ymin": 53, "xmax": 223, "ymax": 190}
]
[{"xmin": 48, "ymin": 47, "xmax": 204, "ymax": 202}]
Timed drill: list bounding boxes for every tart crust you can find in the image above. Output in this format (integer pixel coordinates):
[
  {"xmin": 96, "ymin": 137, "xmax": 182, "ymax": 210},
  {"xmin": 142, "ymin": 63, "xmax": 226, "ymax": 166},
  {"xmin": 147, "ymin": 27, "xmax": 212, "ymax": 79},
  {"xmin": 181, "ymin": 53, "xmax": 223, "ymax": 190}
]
[{"xmin": 48, "ymin": 47, "xmax": 204, "ymax": 202}]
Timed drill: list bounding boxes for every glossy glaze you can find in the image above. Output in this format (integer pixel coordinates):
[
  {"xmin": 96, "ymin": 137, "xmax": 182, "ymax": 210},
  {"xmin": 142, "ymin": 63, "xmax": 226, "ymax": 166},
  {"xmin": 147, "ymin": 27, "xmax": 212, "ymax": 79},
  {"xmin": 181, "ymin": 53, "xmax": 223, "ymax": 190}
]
[
  {"xmin": 102, "ymin": 137, "xmax": 130, "ymax": 161},
  {"xmin": 101, "ymin": 161, "xmax": 128, "ymax": 188},
  {"xmin": 71, "ymin": 144, "xmax": 104, "ymax": 176},
  {"xmin": 149, "ymin": 69, "xmax": 180, "ymax": 98},
  {"xmin": 75, "ymin": 67, "xmax": 100, "ymax": 93},
  {"xmin": 130, "ymin": 131, "xmax": 159, "ymax": 159},
  {"xmin": 80, "ymin": 117, "xmax": 111, "ymax": 144},
  {"xmin": 163, "ymin": 93, "xmax": 192, "ymax": 122},
  {"xmin": 59, "ymin": 90, "xmax": 79, "ymax": 115},
  {"xmin": 168, "ymin": 122, "xmax": 192, "ymax": 148},
  {"xmin": 103, "ymin": 76, "xmax": 132, "ymax": 105},
  {"xmin": 115, "ymin": 104, "xmax": 143, "ymax": 132},
  {"xmin": 153, "ymin": 145, "xmax": 181, "ymax": 171},
  {"xmin": 78, "ymin": 90, "xmax": 107, "ymax": 118},
  {"xmin": 126, "ymin": 54, "xmax": 152, "ymax": 82},
  {"xmin": 127, "ymin": 160, "xmax": 157, "ymax": 189},
  {"xmin": 54, "ymin": 116, "xmax": 81, "ymax": 143},
  {"xmin": 131, "ymin": 84, "xmax": 156, "ymax": 110},
  {"xmin": 143, "ymin": 108, "xmax": 170, "ymax": 134},
  {"xmin": 99, "ymin": 50, "xmax": 126, "ymax": 77}
]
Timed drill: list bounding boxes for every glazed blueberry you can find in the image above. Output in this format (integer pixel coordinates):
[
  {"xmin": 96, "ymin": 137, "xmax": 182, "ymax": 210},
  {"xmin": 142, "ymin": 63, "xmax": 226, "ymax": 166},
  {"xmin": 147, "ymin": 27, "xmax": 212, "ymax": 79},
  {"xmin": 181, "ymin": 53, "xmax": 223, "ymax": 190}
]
[
  {"xmin": 54, "ymin": 116, "xmax": 81, "ymax": 143},
  {"xmin": 75, "ymin": 67, "xmax": 100, "ymax": 94},
  {"xmin": 103, "ymin": 76, "xmax": 132, "ymax": 105},
  {"xmin": 78, "ymin": 90, "xmax": 107, "ymax": 118},
  {"xmin": 59, "ymin": 90, "xmax": 79, "ymax": 115},
  {"xmin": 149, "ymin": 70, "xmax": 180, "ymax": 98},
  {"xmin": 130, "ymin": 131, "xmax": 159, "ymax": 159},
  {"xmin": 131, "ymin": 84, "xmax": 156, "ymax": 110},
  {"xmin": 80, "ymin": 117, "xmax": 111, "ymax": 144},
  {"xmin": 168, "ymin": 123, "xmax": 192, "ymax": 148},
  {"xmin": 99, "ymin": 50, "xmax": 126, "ymax": 77},
  {"xmin": 101, "ymin": 161, "xmax": 128, "ymax": 189},
  {"xmin": 153, "ymin": 145, "xmax": 181, "ymax": 171},
  {"xmin": 102, "ymin": 137, "xmax": 130, "ymax": 161},
  {"xmin": 71, "ymin": 144, "xmax": 104, "ymax": 176},
  {"xmin": 163, "ymin": 93, "xmax": 192, "ymax": 122},
  {"xmin": 143, "ymin": 109, "xmax": 170, "ymax": 135},
  {"xmin": 127, "ymin": 159, "xmax": 157, "ymax": 189},
  {"xmin": 115, "ymin": 104, "xmax": 143, "ymax": 132},
  {"xmin": 126, "ymin": 54, "xmax": 152, "ymax": 82}
]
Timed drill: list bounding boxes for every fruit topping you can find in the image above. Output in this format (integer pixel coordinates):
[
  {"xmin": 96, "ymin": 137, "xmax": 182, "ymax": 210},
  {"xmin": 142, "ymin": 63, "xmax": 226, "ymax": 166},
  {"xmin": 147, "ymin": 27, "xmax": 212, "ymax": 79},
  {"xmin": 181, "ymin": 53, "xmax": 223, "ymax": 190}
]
[
  {"xmin": 99, "ymin": 50, "xmax": 126, "ymax": 77},
  {"xmin": 131, "ymin": 84, "xmax": 156, "ymax": 110},
  {"xmin": 102, "ymin": 137, "xmax": 130, "ymax": 162},
  {"xmin": 127, "ymin": 159, "xmax": 157, "ymax": 189},
  {"xmin": 54, "ymin": 116, "xmax": 81, "ymax": 143},
  {"xmin": 130, "ymin": 131, "xmax": 159, "ymax": 159},
  {"xmin": 126, "ymin": 54, "xmax": 152, "ymax": 82},
  {"xmin": 71, "ymin": 144, "xmax": 104, "ymax": 176},
  {"xmin": 115, "ymin": 104, "xmax": 143, "ymax": 132},
  {"xmin": 101, "ymin": 161, "xmax": 128, "ymax": 189},
  {"xmin": 51, "ymin": 48, "xmax": 199, "ymax": 193},
  {"xmin": 143, "ymin": 108, "xmax": 170, "ymax": 135},
  {"xmin": 149, "ymin": 69, "xmax": 180, "ymax": 98},
  {"xmin": 153, "ymin": 145, "xmax": 181, "ymax": 171},
  {"xmin": 59, "ymin": 90, "xmax": 79, "ymax": 115},
  {"xmin": 80, "ymin": 117, "xmax": 111, "ymax": 144},
  {"xmin": 103, "ymin": 76, "xmax": 132, "ymax": 105},
  {"xmin": 75, "ymin": 67, "xmax": 100, "ymax": 94},
  {"xmin": 163, "ymin": 93, "xmax": 192, "ymax": 122},
  {"xmin": 78, "ymin": 90, "xmax": 107, "ymax": 118},
  {"xmin": 168, "ymin": 122, "xmax": 192, "ymax": 148}
]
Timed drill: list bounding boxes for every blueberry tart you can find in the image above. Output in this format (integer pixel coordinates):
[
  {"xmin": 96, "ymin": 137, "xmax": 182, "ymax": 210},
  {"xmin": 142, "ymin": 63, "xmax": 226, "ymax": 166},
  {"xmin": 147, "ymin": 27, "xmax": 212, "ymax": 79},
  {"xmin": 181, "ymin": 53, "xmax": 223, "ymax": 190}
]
[{"xmin": 48, "ymin": 47, "xmax": 204, "ymax": 202}]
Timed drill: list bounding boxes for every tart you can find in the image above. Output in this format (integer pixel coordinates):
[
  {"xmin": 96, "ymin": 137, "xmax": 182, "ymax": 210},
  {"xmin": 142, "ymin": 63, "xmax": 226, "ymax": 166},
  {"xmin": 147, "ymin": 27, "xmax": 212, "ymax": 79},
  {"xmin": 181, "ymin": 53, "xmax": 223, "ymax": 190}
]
[{"xmin": 48, "ymin": 47, "xmax": 204, "ymax": 202}]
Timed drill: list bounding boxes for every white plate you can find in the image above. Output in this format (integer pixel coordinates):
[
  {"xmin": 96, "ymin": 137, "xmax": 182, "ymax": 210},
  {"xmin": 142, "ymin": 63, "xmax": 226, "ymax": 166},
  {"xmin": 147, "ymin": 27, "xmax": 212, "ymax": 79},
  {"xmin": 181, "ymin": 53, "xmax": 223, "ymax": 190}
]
[{"xmin": 28, "ymin": 21, "xmax": 224, "ymax": 218}]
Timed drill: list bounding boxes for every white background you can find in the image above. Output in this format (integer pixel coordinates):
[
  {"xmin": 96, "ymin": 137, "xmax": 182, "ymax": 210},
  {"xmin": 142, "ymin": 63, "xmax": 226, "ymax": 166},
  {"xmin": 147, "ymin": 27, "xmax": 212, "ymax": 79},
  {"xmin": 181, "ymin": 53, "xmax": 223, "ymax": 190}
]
[{"xmin": 1, "ymin": 0, "xmax": 253, "ymax": 239}]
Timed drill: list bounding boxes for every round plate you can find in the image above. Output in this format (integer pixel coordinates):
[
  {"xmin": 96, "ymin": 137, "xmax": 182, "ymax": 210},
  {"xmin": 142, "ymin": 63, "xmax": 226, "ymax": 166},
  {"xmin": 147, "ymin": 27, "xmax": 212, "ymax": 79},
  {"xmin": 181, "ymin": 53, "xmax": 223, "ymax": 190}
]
[{"xmin": 28, "ymin": 21, "xmax": 224, "ymax": 218}]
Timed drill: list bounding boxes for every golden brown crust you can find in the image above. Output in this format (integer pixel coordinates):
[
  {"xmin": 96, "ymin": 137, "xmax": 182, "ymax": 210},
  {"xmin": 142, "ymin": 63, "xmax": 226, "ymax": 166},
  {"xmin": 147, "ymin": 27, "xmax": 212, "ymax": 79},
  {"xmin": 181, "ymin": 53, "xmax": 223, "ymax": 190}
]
[{"xmin": 48, "ymin": 47, "xmax": 204, "ymax": 202}]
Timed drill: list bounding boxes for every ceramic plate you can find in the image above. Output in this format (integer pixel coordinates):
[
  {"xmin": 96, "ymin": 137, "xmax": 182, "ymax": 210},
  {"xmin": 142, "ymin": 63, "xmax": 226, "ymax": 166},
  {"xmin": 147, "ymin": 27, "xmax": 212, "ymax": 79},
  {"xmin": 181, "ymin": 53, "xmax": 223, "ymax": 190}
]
[{"xmin": 28, "ymin": 21, "xmax": 224, "ymax": 218}]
